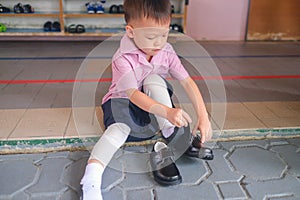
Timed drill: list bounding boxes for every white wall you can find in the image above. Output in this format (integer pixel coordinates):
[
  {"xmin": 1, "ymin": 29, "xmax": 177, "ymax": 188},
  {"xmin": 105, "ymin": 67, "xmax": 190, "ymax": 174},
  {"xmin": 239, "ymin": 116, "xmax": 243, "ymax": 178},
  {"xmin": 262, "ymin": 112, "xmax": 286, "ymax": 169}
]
[{"xmin": 186, "ymin": 0, "xmax": 249, "ymax": 40}]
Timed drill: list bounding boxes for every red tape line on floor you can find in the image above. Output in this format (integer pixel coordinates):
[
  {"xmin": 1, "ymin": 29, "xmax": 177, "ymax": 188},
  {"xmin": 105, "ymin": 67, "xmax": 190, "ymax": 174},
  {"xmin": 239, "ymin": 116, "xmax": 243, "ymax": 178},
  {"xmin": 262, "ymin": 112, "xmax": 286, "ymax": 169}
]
[{"xmin": 0, "ymin": 75, "xmax": 299, "ymax": 84}]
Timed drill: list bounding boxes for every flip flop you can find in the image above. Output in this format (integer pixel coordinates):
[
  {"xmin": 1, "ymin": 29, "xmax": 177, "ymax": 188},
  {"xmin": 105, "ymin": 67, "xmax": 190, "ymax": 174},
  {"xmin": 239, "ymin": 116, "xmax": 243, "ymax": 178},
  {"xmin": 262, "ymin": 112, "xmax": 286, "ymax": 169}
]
[{"xmin": 0, "ymin": 23, "xmax": 7, "ymax": 32}]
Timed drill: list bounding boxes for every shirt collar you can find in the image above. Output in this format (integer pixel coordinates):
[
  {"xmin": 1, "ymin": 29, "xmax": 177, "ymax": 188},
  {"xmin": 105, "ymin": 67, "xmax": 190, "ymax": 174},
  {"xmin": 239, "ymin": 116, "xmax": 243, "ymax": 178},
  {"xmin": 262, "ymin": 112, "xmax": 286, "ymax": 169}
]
[
  {"xmin": 120, "ymin": 34, "xmax": 140, "ymax": 54},
  {"xmin": 119, "ymin": 34, "xmax": 172, "ymax": 64}
]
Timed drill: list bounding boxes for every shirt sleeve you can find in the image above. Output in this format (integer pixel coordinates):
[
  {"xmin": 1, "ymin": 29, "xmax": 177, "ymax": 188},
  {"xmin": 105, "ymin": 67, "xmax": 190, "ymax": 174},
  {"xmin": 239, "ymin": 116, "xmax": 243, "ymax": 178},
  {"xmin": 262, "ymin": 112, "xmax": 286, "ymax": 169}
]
[{"xmin": 167, "ymin": 44, "xmax": 190, "ymax": 80}]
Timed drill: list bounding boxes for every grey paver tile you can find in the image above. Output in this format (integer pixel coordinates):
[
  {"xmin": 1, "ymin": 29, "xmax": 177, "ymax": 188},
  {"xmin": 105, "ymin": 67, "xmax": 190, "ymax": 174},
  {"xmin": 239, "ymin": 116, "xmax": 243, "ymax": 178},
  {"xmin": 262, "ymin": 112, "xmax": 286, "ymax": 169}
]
[
  {"xmin": 155, "ymin": 182, "xmax": 219, "ymax": 200},
  {"xmin": 206, "ymin": 149, "xmax": 241, "ymax": 182},
  {"xmin": 10, "ymin": 192, "xmax": 30, "ymax": 200},
  {"xmin": 118, "ymin": 150, "xmax": 151, "ymax": 174},
  {"xmin": 30, "ymin": 194, "xmax": 60, "ymax": 200},
  {"xmin": 121, "ymin": 172, "xmax": 154, "ymax": 189},
  {"xmin": 220, "ymin": 140, "xmax": 268, "ymax": 151},
  {"xmin": 226, "ymin": 145, "xmax": 287, "ymax": 181},
  {"xmin": 0, "ymin": 159, "xmax": 38, "ymax": 196},
  {"xmin": 102, "ymin": 187, "xmax": 124, "ymax": 200},
  {"xmin": 126, "ymin": 188, "xmax": 154, "ymax": 200},
  {"xmin": 62, "ymin": 157, "xmax": 88, "ymax": 194},
  {"xmin": 217, "ymin": 181, "xmax": 248, "ymax": 200},
  {"xmin": 68, "ymin": 151, "xmax": 90, "ymax": 161},
  {"xmin": 245, "ymin": 174, "xmax": 300, "ymax": 200},
  {"xmin": 287, "ymin": 138, "xmax": 300, "ymax": 148},
  {"xmin": 176, "ymin": 156, "xmax": 209, "ymax": 185},
  {"xmin": 60, "ymin": 189, "xmax": 80, "ymax": 200},
  {"xmin": 102, "ymin": 160, "xmax": 124, "ymax": 191},
  {"xmin": 270, "ymin": 145, "xmax": 300, "ymax": 177},
  {"xmin": 26, "ymin": 157, "xmax": 71, "ymax": 194}
]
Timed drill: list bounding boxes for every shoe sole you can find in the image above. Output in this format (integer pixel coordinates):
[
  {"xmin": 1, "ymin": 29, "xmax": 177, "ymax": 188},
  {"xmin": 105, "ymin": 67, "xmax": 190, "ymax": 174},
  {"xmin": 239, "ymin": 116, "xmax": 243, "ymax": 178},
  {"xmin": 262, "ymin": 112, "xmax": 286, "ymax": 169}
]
[
  {"xmin": 152, "ymin": 170, "xmax": 182, "ymax": 186},
  {"xmin": 153, "ymin": 175, "xmax": 182, "ymax": 186}
]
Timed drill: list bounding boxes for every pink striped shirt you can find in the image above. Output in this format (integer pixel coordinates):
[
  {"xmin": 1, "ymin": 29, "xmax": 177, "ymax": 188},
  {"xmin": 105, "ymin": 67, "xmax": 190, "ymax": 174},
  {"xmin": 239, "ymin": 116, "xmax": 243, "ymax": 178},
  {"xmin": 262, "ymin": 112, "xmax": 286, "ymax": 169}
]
[{"xmin": 102, "ymin": 34, "xmax": 189, "ymax": 104}]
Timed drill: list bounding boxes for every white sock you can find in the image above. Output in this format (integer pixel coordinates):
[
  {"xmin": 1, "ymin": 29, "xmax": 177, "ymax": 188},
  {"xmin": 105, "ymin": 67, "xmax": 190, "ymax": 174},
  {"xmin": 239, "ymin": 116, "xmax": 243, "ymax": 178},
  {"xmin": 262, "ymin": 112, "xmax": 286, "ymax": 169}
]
[
  {"xmin": 162, "ymin": 126, "xmax": 175, "ymax": 138},
  {"xmin": 81, "ymin": 163, "xmax": 104, "ymax": 200}
]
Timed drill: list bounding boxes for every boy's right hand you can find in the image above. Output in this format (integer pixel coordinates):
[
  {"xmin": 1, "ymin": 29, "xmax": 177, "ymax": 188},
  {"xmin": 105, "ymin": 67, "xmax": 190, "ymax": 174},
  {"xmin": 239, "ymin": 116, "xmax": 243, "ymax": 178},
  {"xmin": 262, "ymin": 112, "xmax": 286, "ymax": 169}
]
[{"xmin": 167, "ymin": 108, "xmax": 192, "ymax": 128}]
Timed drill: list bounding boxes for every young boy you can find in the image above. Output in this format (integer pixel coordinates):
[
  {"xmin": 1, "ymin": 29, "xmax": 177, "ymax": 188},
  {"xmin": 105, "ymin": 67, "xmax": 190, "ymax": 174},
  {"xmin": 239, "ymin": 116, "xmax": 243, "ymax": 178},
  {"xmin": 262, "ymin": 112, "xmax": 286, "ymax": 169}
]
[{"xmin": 80, "ymin": 0, "xmax": 212, "ymax": 199}]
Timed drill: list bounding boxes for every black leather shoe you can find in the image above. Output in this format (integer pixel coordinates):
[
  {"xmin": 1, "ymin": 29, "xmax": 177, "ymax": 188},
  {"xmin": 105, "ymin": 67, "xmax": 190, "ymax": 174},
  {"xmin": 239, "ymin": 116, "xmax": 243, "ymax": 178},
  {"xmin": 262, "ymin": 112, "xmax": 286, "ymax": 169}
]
[
  {"xmin": 150, "ymin": 142, "xmax": 182, "ymax": 186},
  {"xmin": 185, "ymin": 134, "xmax": 214, "ymax": 160}
]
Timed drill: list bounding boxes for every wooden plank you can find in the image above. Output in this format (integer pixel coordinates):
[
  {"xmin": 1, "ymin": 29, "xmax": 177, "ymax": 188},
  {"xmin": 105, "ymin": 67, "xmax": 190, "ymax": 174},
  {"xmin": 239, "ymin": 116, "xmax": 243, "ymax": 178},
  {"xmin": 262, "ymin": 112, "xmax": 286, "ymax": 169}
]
[{"xmin": 247, "ymin": 0, "xmax": 300, "ymax": 41}]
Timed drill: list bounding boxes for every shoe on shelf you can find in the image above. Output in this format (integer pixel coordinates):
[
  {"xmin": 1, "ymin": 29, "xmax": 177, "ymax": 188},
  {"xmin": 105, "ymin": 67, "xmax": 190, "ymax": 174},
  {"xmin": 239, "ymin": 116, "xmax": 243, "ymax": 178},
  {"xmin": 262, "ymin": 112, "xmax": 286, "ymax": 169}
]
[
  {"xmin": 14, "ymin": 3, "xmax": 24, "ymax": 13},
  {"xmin": 23, "ymin": 4, "xmax": 34, "ymax": 13},
  {"xmin": 109, "ymin": 5, "xmax": 118, "ymax": 13},
  {"xmin": 170, "ymin": 24, "xmax": 184, "ymax": 33},
  {"xmin": 86, "ymin": 2, "xmax": 95, "ymax": 14},
  {"xmin": 43, "ymin": 21, "xmax": 52, "ymax": 32},
  {"xmin": 95, "ymin": 2, "xmax": 105, "ymax": 14},
  {"xmin": 67, "ymin": 24, "xmax": 85, "ymax": 34},
  {"xmin": 0, "ymin": 23, "xmax": 7, "ymax": 32},
  {"xmin": 184, "ymin": 134, "xmax": 214, "ymax": 160},
  {"xmin": 150, "ymin": 141, "xmax": 182, "ymax": 186},
  {"xmin": 118, "ymin": 4, "xmax": 124, "ymax": 13},
  {"xmin": 0, "ymin": 4, "xmax": 11, "ymax": 13},
  {"xmin": 52, "ymin": 21, "xmax": 61, "ymax": 32}
]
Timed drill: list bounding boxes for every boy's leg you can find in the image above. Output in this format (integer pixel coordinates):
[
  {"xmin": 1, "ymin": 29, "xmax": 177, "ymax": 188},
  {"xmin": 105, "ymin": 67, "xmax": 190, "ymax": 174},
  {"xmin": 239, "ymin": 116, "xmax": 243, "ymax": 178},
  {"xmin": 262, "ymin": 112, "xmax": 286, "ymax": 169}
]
[
  {"xmin": 81, "ymin": 123, "xmax": 130, "ymax": 200},
  {"xmin": 143, "ymin": 74, "xmax": 175, "ymax": 138},
  {"xmin": 143, "ymin": 74, "xmax": 192, "ymax": 157}
]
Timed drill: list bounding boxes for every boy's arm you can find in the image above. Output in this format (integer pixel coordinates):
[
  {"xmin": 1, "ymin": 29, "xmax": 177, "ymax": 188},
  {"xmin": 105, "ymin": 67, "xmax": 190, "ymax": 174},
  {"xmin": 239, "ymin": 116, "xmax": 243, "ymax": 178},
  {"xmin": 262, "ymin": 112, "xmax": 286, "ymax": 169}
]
[
  {"xmin": 180, "ymin": 77, "xmax": 212, "ymax": 143},
  {"xmin": 126, "ymin": 89, "xmax": 192, "ymax": 128}
]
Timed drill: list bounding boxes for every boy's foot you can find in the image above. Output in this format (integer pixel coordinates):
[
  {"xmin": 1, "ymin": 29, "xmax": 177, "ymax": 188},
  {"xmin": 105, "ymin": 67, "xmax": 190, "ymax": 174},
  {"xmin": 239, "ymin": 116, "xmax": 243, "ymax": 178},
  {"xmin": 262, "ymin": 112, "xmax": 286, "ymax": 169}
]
[
  {"xmin": 150, "ymin": 141, "xmax": 182, "ymax": 186},
  {"xmin": 81, "ymin": 180, "xmax": 103, "ymax": 200},
  {"xmin": 80, "ymin": 163, "xmax": 104, "ymax": 200},
  {"xmin": 163, "ymin": 127, "xmax": 214, "ymax": 160},
  {"xmin": 185, "ymin": 134, "xmax": 214, "ymax": 160}
]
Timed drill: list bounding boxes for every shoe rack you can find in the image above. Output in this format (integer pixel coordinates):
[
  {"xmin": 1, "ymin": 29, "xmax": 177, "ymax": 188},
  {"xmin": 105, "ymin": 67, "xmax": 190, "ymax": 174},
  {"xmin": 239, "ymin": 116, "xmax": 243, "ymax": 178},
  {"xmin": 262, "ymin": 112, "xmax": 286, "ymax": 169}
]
[{"xmin": 0, "ymin": 0, "xmax": 189, "ymax": 39}]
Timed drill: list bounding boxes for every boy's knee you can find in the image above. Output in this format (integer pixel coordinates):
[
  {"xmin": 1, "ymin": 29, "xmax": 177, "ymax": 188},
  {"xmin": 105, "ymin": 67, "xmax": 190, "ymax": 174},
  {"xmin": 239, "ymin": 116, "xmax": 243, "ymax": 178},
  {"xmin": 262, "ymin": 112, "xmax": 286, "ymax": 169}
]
[
  {"xmin": 105, "ymin": 123, "xmax": 131, "ymax": 144},
  {"xmin": 89, "ymin": 123, "xmax": 131, "ymax": 164},
  {"xmin": 143, "ymin": 74, "xmax": 166, "ymax": 88}
]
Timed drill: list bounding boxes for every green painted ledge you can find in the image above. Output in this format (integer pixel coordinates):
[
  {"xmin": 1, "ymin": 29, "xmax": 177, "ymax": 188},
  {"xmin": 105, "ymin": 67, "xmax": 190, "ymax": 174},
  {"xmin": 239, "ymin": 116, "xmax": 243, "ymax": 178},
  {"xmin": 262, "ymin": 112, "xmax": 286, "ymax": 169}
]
[{"xmin": 1, "ymin": 127, "xmax": 299, "ymax": 154}]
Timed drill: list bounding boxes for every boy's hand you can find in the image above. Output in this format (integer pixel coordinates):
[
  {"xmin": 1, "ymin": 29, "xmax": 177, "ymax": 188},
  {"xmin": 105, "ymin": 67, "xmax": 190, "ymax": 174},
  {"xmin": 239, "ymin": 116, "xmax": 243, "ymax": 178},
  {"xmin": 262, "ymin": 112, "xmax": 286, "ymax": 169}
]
[
  {"xmin": 192, "ymin": 115, "xmax": 212, "ymax": 143},
  {"xmin": 167, "ymin": 108, "xmax": 192, "ymax": 128}
]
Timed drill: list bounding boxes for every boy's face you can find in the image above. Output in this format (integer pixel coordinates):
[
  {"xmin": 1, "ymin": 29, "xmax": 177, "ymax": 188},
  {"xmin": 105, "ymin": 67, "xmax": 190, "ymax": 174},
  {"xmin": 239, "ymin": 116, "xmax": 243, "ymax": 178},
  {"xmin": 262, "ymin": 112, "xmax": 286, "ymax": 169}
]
[{"xmin": 126, "ymin": 18, "xmax": 170, "ymax": 57}]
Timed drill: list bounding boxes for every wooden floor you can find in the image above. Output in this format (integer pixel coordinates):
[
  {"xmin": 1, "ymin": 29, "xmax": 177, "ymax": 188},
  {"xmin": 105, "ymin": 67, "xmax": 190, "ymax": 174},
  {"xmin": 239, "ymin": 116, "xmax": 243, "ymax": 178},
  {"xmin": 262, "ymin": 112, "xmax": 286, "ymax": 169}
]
[{"xmin": 0, "ymin": 40, "xmax": 299, "ymax": 141}]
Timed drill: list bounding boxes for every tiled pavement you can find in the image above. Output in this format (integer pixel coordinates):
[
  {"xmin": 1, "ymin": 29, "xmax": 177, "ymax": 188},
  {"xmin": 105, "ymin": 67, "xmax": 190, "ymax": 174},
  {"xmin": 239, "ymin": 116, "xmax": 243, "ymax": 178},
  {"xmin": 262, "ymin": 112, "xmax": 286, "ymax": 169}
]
[
  {"xmin": 0, "ymin": 41, "xmax": 300, "ymax": 199},
  {"xmin": 0, "ymin": 138, "xmax": 299, "ymax": 200}
]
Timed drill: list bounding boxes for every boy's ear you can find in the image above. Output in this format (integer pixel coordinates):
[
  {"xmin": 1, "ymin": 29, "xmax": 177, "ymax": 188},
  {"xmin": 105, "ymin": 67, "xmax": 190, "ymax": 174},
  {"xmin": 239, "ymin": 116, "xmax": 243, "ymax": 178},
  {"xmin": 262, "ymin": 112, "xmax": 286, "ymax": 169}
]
[{"xmin": 125, "ymin": 25, "xmax": 134, "ymax": 38}]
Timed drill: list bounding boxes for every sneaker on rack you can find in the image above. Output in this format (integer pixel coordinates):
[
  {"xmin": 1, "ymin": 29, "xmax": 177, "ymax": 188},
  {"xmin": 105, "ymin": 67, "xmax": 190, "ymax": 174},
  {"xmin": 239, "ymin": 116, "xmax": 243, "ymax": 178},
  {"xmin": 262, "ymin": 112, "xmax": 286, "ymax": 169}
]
[
  {"xmin": 0, "ymin": 4, "xmax": 11, "ymax": 13},
  {"xmin": 23, "ymin": 4, "xmax": 34, "ymax": 13},
  {"xmin": 95, "ymin": 2, "xmax": 105, "ymax": 14},
  {"xmin": 13, "ymin": 3, "xmax": 24, "ymax": 13},
  {"xmin": 85, "ymin": 2, "xmax": 95, "ymax": 14}
]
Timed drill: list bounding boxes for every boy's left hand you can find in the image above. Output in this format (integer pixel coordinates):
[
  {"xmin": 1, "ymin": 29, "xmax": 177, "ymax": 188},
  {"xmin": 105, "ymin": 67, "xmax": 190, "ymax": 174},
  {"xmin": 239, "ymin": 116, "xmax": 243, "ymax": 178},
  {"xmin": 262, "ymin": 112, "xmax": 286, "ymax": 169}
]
[{"xmin": 192, "ymin": 115, "xmax": 212, "ymax": 143}]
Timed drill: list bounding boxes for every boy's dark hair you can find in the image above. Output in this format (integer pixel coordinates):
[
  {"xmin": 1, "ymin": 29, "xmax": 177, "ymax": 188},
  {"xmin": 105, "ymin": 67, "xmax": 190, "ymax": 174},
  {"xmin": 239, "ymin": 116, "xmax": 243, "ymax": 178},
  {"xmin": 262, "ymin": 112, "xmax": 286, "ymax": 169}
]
[{"xmin": 123, "ymin": 0, "xmax": 172, "ymax": 24}]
